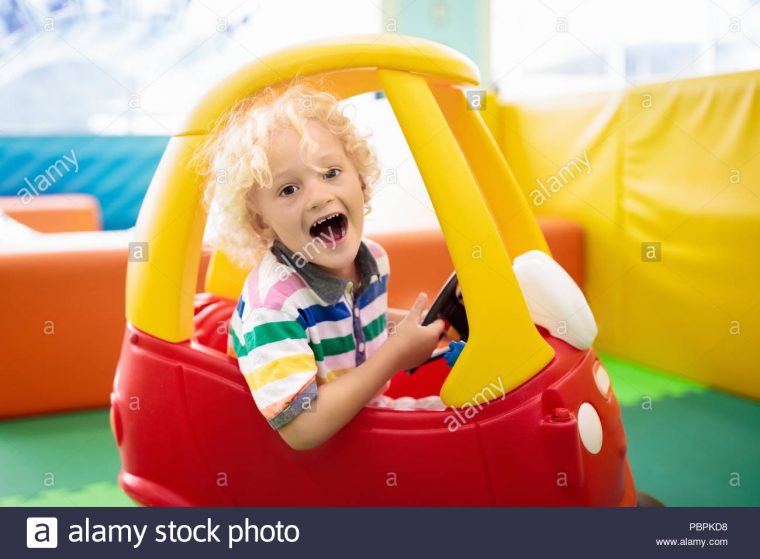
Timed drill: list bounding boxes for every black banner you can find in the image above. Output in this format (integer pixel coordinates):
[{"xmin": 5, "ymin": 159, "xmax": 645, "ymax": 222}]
[{"xmin": 4, "ymin": 507, "xmax": 757, "ymax": 558}]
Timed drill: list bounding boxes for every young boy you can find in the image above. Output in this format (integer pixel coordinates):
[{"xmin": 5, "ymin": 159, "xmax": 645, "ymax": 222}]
[{"xmin": 199, "ymin": 85, "xmax": 445, "ymax": 450}]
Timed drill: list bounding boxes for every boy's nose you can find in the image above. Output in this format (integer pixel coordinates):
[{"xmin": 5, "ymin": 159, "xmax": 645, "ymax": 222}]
[{"xmin": 306, "ymin": 179, "xmax": 335, "ymax": 210}]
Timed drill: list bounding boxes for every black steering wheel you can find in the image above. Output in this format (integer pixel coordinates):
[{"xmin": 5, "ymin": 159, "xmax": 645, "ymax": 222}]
[
  {"xmin": 406, "ymin": 272, "xmax": 468, "ymax": 373},
  {"xmin": 421, "ymin": 272, "xmax": 468, "ymax": 340}
]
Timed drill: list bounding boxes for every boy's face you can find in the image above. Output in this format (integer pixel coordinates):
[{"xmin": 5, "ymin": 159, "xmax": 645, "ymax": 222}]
[{"xmin": 251, "ymin": 120, "xmax": 367, "ymax": 280}]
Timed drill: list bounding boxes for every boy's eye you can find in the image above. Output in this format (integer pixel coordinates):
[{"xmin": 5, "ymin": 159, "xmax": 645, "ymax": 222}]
[
  {"xmin": 324, "ymin": 168, "xmax": 341, "ymax": 179},
  {"xmin": 278, "ymin": 184, "xmax": 298, "ymax": 197}
]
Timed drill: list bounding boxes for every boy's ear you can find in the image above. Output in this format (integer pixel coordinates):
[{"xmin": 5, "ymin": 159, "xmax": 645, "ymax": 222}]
[
  {"xmin": 252, "ymin": 213, "xmax": 274, "ymax": 240},
  {"xmin": 361, "ymin": 181, "xmax": 373, "ymax": 216},
  {"xmin": 360, "ymin": 180, "xmax": 369, "ymax": 202}
]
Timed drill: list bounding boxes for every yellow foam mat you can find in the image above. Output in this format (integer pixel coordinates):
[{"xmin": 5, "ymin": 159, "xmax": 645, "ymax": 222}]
[{"xmin": 495, "ymin": 70, "xmax": 760, "ymax": 400}]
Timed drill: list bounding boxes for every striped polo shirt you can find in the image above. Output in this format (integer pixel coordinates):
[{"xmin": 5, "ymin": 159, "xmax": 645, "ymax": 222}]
[{"xmin": 228, "ymin": 237, "xmax": 390, "ymax": 429}]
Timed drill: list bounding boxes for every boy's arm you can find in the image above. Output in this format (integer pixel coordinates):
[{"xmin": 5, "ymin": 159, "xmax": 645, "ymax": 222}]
[
  {"xmin": 277, "ymin": 336, "xmax": 403, "ymax": 450},
  {"xmin": 279, "ymin": 294, "xmax": 445, "ymax": 451}
]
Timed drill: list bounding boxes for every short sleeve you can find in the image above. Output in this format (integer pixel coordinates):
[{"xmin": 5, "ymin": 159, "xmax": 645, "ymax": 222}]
[
  {"xmin": 364, "ymin": 238, "xmax": 390, "ymax": 279},
  {"xmin": 230, "ymin": 305, "xmax": 318, "ymax": 430}
]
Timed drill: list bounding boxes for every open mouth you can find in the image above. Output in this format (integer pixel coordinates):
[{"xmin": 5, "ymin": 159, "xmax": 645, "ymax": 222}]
[{"xmin": 309, "ymin": 212, "xmax": 348, "ymax": 242}]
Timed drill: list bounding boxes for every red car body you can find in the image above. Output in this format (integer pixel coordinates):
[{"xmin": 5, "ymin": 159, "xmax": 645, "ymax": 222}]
[{"xmin": 111, "ymin": 296, "xmax": 636, "ymax": 506}]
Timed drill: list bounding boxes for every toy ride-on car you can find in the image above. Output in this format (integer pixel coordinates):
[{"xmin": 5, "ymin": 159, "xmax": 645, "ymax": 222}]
[{"xmin": 111, "ymin": 35, "xmax": 640, "ymax": 506}]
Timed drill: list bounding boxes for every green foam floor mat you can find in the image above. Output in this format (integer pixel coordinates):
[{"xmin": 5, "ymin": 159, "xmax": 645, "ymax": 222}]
[
  {"xmin": 599, "ymin": 354, "xmax": 760, "ymax": 507},
  {"xmin": 0, "ymin": 409, "xmax": 134, "ymax": 506}
]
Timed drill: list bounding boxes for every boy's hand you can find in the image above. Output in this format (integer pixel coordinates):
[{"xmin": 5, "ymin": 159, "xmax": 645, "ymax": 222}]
[{"xmin": 388, "ymin": 293, "xmax": 446, "ymax": 370}]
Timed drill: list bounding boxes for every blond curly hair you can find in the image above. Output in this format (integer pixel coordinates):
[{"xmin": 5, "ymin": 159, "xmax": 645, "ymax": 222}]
[{"xmin": 194, "ymin": 83, "xmax": 381, "ymax": 268}]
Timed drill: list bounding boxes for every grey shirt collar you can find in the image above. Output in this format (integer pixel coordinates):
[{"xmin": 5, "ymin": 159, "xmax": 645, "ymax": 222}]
[{"xmin": 271, "ymin": 238, "xmax": 380, "ymax": 305}]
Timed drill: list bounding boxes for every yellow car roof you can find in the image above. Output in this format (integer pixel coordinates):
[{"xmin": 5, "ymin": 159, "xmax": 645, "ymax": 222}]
[{"xmin": 126, "ymin": 34, "xmax": 554, "ymax": 406}]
